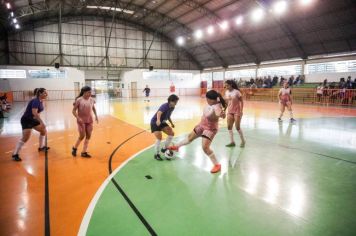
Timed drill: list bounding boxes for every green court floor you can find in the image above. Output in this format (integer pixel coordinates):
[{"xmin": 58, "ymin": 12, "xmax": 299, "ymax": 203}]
[{"xmin": 83, "ymin": 118, "xmax": 356, "ymax": 236}]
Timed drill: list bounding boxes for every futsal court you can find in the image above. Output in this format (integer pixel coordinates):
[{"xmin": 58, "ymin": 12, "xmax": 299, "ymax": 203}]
[{"xmin": 1, "ymin": 97, "xmax": 356, "ymax": 235}]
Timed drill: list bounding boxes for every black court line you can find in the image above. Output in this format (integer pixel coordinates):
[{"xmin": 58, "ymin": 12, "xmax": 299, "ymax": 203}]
[
  {"xmin": 108, "ymin": 130, "xmax": 157, "ymax": 236},
  {"xmin": 45, "ymin": 135, "xmax": 50, "ymax": 236}
]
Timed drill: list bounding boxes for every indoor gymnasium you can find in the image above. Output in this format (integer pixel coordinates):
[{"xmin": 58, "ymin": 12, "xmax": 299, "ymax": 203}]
[{"xmin": 1, "ymin": 0, "xmax": 356, "ymax": 235}]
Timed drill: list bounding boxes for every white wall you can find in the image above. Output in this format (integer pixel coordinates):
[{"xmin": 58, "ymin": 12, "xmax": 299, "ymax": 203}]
[
  {"xmin": 0, "ymin": 65, "xmax": 85, "ymax": 91},
  {"xmin": 120, "ymin": 69, "xmax": 201, "ymax": 97}
]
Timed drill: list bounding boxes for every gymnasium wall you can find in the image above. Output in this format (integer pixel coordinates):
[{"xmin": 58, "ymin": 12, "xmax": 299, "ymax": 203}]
[
  {"xmin": 120, "ymin": 69, "xmax": 201, "ymax": 97},
  {"xmin": 0, "ymin": 65, "xmax": 85, "ymax": 91}
]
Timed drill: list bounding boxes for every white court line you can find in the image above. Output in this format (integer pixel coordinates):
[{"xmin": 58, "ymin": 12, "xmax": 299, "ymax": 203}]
[
  {"xmin": 78, "ymin": 144, "xmax": 154, "ymax": 236},
  {"xmin": 5, "ymin": 151, "xmax": 12, "ymax": 154}
]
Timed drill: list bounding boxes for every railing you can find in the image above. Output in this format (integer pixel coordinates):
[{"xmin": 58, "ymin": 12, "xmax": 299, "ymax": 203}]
[
  {"xmin": 5, "ymin": 88, "xmax": 356, "ymax": 106},
  {"xmin": 11, "ymin": 90, "xmax": 78, "ymax": 102},
  {"xmin": 238, "ymin": 88, "xmax": 356, "ymax": 106}
]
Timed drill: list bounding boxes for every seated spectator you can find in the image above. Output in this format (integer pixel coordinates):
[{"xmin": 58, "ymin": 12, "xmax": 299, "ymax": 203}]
[
  {"xmin": 300, "ymin": 75, "xmax": 305, "ymax": 84},
  {"xmin": 280, "ymin": 76, "xmax": 285, "ymax": 86},
  {"xmin": 353, "ymin": 78, "xmax": 356, "ymax": 89},
  {"xmin": 288, "ymin": 76, "xmax": 294, "ymax": 86}
]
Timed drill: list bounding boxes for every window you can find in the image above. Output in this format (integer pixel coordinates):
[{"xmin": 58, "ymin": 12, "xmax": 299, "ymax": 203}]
[
  {"xmin": 28, "ymin": 69, "xmax": 66, "ymax": 79},
  {"xmin": 0, "ymin": 69, "xmax": 26, "ymax": 78},
  {"xmin": 225, "ymin": 69, "xmax": 256, "ymax": 79},
  {"xmin": 201, "ymin": 72, "xmax": 212, "ymax": 81},
  {"xmin": 143, "ymin": 70, "xmax": 193, "ymax": 80},
  {"xmin": 306, "ymin": 60, "xmax": 356, "ymax": 74},
  {"xmin": 258, "ymin": 65, "xmax": 302, "ymax": 77}
]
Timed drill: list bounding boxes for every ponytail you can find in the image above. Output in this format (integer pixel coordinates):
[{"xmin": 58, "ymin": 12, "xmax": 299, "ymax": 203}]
[
  {"xmin": 217, "ymin": 93, "xmax": 227, "ymax": 110},
  {"xmin": 33, "ymin": 88, "xmax": 39, "ymax": 96},
  {"xmin": 206, "ymin": 90, "xmax": 227, "ymax": 111}
]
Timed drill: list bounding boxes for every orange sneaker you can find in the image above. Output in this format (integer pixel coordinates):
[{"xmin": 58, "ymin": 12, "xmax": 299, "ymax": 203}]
[
  {"xmin": 210, "ymin": 164, "xmax": 221, "ymax": 173},
  {"xmin": 168, "ymin": 145, "xmax": 179, "ymax": 152}
]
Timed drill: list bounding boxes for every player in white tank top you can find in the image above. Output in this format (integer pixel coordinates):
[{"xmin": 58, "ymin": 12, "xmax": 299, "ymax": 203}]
[
  {"xmin": 224, "ymin": 80, "xmax": 246, "ymax": 148},
  {"xmin": 278, "ymin": 82, "xmax": 296, "ymax": 123}
]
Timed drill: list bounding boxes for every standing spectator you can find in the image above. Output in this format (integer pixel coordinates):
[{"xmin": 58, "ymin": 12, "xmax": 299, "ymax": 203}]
[
  {"xmin": 323, "ymin": 79, "xmax": 328, "ymax": 87},
  {"xmin": 346, "ymin": 76, "xmax": 352, "ymax": 89},
  {"xmin": 272, "ymin": 75, "xmax": 278, "ymax": 87}
]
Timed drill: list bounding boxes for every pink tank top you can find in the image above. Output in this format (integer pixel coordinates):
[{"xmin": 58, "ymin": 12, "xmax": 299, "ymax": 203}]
[
  {"xmin": 74, "ymin": 97, "xmax": 95, "ymax": 123},
  {"xmin": 225, "ymin": 89, "xmax": 242, "ymax": 114},
  {"xmin": 280, "ymin": 88, "xmax": 291, "ymax": 101},
  {"xmin": 200, "ymin": 104, "xmax": 223, "ymax": 130}
]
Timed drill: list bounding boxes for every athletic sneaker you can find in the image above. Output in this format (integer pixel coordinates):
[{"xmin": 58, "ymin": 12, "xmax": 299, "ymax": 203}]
[
  {"xmin": 161, "ymin": 148, "xmax": 167, "ymax": 153},
  {"xmin": 226, "ymin": 143, "xmax": 236, "ymax": 147},
  {"xmin": 154, "ymin": 154, "xmax": 163, "ymax": 161},
  {"xmin": 290, "ymin": 118, "xmax": 296, "ymax": 122},
  {"xmin": 81, "ymin": 152, "xmax": 92, "ymax": 158},
  {"xmin": 240, "ymin": 141, "xmax": 246, "ymax": 148},
  {"xmin": 210, "ymin": 164, "xmax": 221, "ymax": 173},
  {"xmin": 278, "ymin": 118, "xmax": 282, "ymax": 122},
  {"xmin": 12, "ymin": 154, "xmax": 22, "ymax": 162},
  {"xmin": 71, "ymin": 147, "xmax": 77, "ymax": 157},
  {"xmin": 168, "ymin": 146, "xmax": 179, "ymax": 151},
  {"xmin": 38, "ymin": 146, "xmax": 50, "ymax": 152}
]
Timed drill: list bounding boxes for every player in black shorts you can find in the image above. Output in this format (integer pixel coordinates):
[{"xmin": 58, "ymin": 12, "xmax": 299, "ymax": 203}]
[
  {"xmin": 143, "ymin": 85, "xmax": 151, "ymax": 102},
  {"xmin": 150, "ymin": 95, "xmax": 179, "ymax": 160},
  {"xmin": 12, "ymin": 88, "xmax": 49, "ymax": 161}
]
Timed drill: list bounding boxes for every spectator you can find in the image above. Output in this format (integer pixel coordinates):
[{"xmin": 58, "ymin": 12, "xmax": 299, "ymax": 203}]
[
  {"xmin": 288, "ymin": 76, "xmax": 294, "ymax": 87},
  {"xmin": 300, "ymin": 75, "xmax": 305, "ymax": 84},
  {"xmin": 272, "ymin": 75, "xmax": 278, "ymax": 86},
  {"xmin": 280, "ymin": 76, "xmax": 285, "ymax": 86},
  {"xmin": 346, "ymin": 76, "xmax": 352, "ymax": 89},
  {"xmin": 323, "ymin": 79, "xmax": 328, "ymax": 87},
  {"xmin": 353, "ymin": 78, "xmax": 356, "ymax": 89}
]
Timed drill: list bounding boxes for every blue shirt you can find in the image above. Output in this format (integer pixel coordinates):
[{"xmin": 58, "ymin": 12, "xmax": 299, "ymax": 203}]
[
  {"xmin": 151, "ymin": 103, "xmax": 174, "ymax": 124},
  {"xmin": 22, "ymin": 98, "xmax": 44, "ymax": 119}
]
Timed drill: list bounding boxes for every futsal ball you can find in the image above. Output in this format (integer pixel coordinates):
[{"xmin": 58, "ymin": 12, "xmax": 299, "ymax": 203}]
[{"xmin": 164, "ymin": 150, "xmax": 174, "ymax": 160}]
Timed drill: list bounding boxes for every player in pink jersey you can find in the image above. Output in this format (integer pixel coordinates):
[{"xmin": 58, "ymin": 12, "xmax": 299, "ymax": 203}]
[
  {"xmin": 224, "ymin": 80, "xmax": 246, "ymax": 148},
  {"xmin": 278, "ymin": 82, "xmax": 296, "ymax": 122},
  {"xmin": 71, "ymin": 86, "xmax": 98, "ymax": 158},
  {"xmin": 169, "ymin": 90, "xmax": 227, "ymax": 174}
]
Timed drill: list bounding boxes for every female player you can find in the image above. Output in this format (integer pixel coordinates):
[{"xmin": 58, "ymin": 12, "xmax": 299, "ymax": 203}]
[
  {"xmin": 278, "ymin": 81, "xmax": 296, "ymax": 122},
  {"xmin": 12, "ymin": 88, "xmax": 49, "ymax": 161},
  {"xmin": 72, "ymin": 86, "xmax": 98, "ymax": 158},
  {"xmin": 169, "ymin": 90, "xmax": 227, "ymax": 174},
  {"xmin": 224, "ymin": 80, "xmax": 246, "ymax": 148},
  {"xmin": 150, "ymin": 94, "xmax": 179, "ymax": 161}
]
